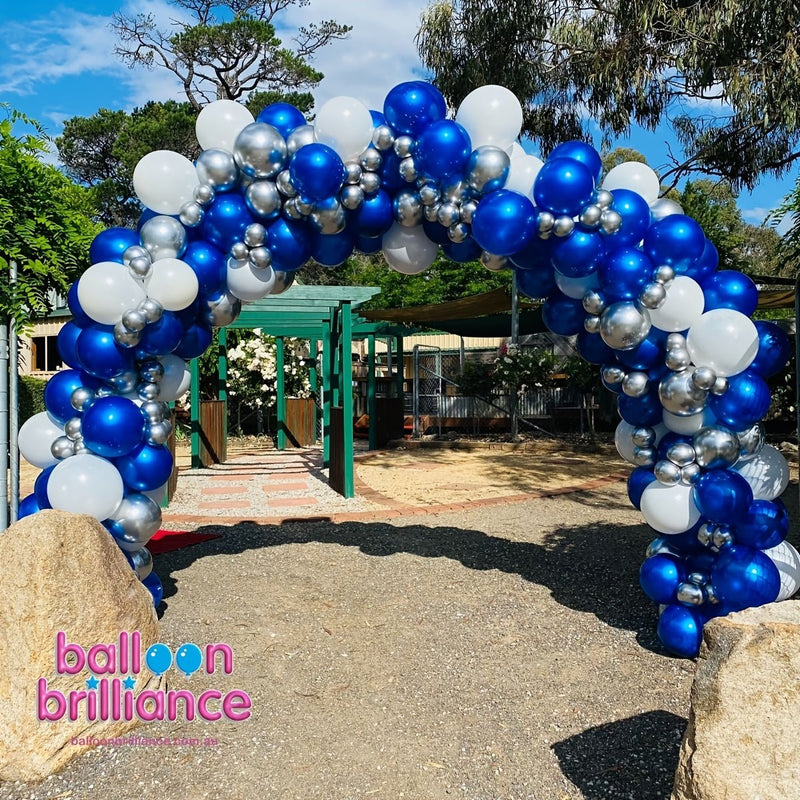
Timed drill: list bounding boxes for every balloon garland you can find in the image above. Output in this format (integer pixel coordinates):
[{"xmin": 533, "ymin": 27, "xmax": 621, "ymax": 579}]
[{"xmin": 17, "ymin": 82, "xmax": 799, "ymax": 657}]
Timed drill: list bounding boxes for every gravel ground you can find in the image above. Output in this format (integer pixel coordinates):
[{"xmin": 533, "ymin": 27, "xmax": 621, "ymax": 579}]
[{"xmin": 0, "ymin": 480, "xmax": 703, "ymax": 800}]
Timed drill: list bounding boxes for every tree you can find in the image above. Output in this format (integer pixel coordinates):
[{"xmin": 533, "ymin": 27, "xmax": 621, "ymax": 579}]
[
  {"xmin": 112, "ymin": 0, "xmax": 351, "ymax": 111},
  {"xmin": 417, "ymin": 0, "xmax": 800, "ymax": 191},
  {"xmin": 0, "ymin": 108, "xmax": 102, "ymax": 327}
]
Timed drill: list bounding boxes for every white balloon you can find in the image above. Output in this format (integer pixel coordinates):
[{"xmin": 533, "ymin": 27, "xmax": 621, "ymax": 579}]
[
  {"xmin": 313, "ymin": 96, "xmax": 374, "ymax": 162},
  {"xmin": 650, "ymin": 197, "xmax": 683, "ymax": 220},
  {"xmin": 19, "ymin": 412, "xmax": 65, "ymax": 468},
  {"xmin": 226, "ymin": 258, "xmax": 277, "ymax": 302},
  {"xmin": 640, "ymin": 482, "xmax": 702, "ymax": 535},
  {"xmin": 132, "ymin": 150, "xmax": 199, "ymax": 215},
  {"xmin": 602, "ymin": 162, "xmax": 661, "ymax": 205},
  {"xmin": 145, "ymin": 258, "xmax": 199, "ymax": 311},
  {"xmin": 505, "ymin": 142, "xmax": 527, "ymax": 160},
  {"xmin": 382, "ymin": 223, "xmax": 438, "ymax": 275},
  {"xmin": 733, "ymin": 445, "xmax": 790, "ymax": 501},
  {"xmin": 77, "ymin": 262, "xmax": 147, "ymax": 326},
  {"xmin": 648, "ymin": 276, "xmax": 705, "ymax": 332},
  {"xmin": 762, "ymin": 541, "xmax": 800, "ymax": 601},
  {"xmin": 47, "ymin": 454, "xmax": 124, "ymax": 521},
  {"xmin": 158, "ymin": 354, "xmax": 191, "ymax": 402},
  {"xmin": 456, "ymin": 85, "xmax": 523, "ymax": 150},
  {"xmin": 143, "ymin": 482, "xmax": 169, "ymax": 507},
  {"xmin": 555, "ymin": 268, "xmax": 599, "ymax": 299},
  {"xmin": 196, "ymin": 100, "xmax": 254, "ymax": 152},
  {"xmin": 504, "ymin": 153, "xmax": 544, "ymax": 199},
  {"xmin": 615, "ymin": 420, "xmax": 637, "ymax": 463},
  {"xmin": 686, "ymin": 309, "xmax": 759, "ymax": 377},
  {"xmin": 662, "ymin": 408, "xmax": 715, "ymax": 435}
]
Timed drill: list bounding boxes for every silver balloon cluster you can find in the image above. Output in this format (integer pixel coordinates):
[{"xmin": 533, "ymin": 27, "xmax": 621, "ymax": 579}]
[
  {"xmin": 141, "ymin": 399, "xmax": 173, "ymax": 445},
  {"xmin": 113, "ymin": 297, "xmax": 165, "ymax": 350},
  {"xmin": 551, "ymin": 187, "xmax": 622, "ymax": 241},
  {"xmin": 230, "ymin": 222, "xmax": 272, "ymax": 269},
  {"xmin": 658, "ymin": 334, "xmax": 728, "ymax": 418},
  {"xmin": 646, "ymin": 537, "xmax": 721, "ymax": 606},
  {"xmin": 50, "ymin": 415, "xmax": 86, "ymax": 460},
  {"xmin": 338, "ymin": 147, "xmax": 384, "ymax": 214}
]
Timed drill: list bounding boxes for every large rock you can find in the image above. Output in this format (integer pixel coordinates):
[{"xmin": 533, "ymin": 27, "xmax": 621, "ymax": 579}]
[
  {"xmin": 0, "ymin": 510, "xmax": 161, "ymax": 782},
  {"xmin": 672, "ymin": 601, "xmax": 800, "ymax": 800}
]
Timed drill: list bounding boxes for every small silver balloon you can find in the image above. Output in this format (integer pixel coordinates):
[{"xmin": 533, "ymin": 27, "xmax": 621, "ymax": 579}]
[
  {"xmin": 72, "ymin": 438, "xmax": 88, "ymax": 455},
  {"xmin": 244, "ymin": 223, "xmax": 267, "ymax": 247},
  {"xmin": 423, "ymin": 203, "xmax": 440, "ymax": 223},
  {"xmin": 64, "ymin": 417, "xmax": 83, "ymax": 440},
  {"xmin": 436, "ymin": 201, "xmax": 460, "ymax": 228},
  {"xmin": 599, "ymin": 208, "xmax": 622, "ymax": 234},
  {"xmin": 205, "ymin": 291, "xmax": 241, "ymax": 327},
  {"xmin": 737, "ymin": 423, "xmax": 765, "ymax": 460},
  {"xmin": 113, "ymin": 321, "xmax": 140, "ymax": 348},
  {"xmin": 294, "ymin": 196, "xmax": 315, "ymax": 216},
  {"xmin": 464, "ymin": 145, "xmax": 510, "ymax": 194},
  {"xmin": 632, "ymin": 427, "xmax": 656, "ymax": 447},
  {"xmin": 448, "ymin": 222, "xmax": 469, "ymax": 243},
  {"xmin": 233, "ymin": 122, "xmax": 287, "ymax": 179},
  {"xmin": 178, "ymin": 201, "xmax": 204, "ymax": 228},
  {"xmin": 622, "ymin": 371, "xmax": 649, "ymax": 398},
  {"xmin": 398, "ymin": 156, "xmax": 418, "ymax": 183},
  {"xmin": 711, "ymin": 377, "xmax": 729, "ymax": 395},
  {"xmin": 128, "ymin": 256, "xmax": 152, "ymax": 280},
  {"xmin": 122, "ymin": 245, "xmax": 150, "ymax": 267},
  {"xmin": 601, "ymin": 364, "xmax": 626, "ymax": 386},
  {"xmin": 650, "ymin": 197, "xmax": 684, "ymax": 221},
  {"xmin": 537, "ymin": 211, "xmax": 555, "ymax": 235},
  {"xmin": 71, "ymin": 387, "xmax": 95, "ymax": 412},
  {"xmin": 269, "ymin": 270, "xmax": 295, "ymax": 296},
  {"xmin": 667, "ymin": 442, "xmax": 696, "ymax": 467},
  {"xmin": 345, "ymin": 162, "xmax": 363, "ymax": 184},
  {"xmin": 196, "ymin": 148, "xmax": 240, "ymax": 189},
  {"xmin": 594, "ymin": 188, "xmax": 613, "ymax": 209},
  {"xmin": 393, "ymin": 190, "xmax": 423, "ymax": 227},
  {"xmin": 704, "ymin": 584, "xmax": 720, "ymax": 604},
  {"xmin": 140, "ymin": 360, "xmax": 165, "ymax": 384},
  {"xmin": 110, "ymin": 369, "xmax": 138, "ymax": 394},
  {"xmin": 282, "ymin": 197, "xmax": 305, "ymax": 220},
  {"xmin": 666, "ymin": 332, "xmax": 687, "ymax": 350},
  {"xmin": 230, "ymin": 241, "xmax": 250, "ymax": 261},
  {"xmin": 372, "ymin": 124, "xmax": 395, "ymax": 151},
  {"xmin": 676, "ymin": 582, "xmax": 704, "ymax": 606},
  {"xmin": 286, "ymin": 124, "xmax": 315, "ymax": 156},
  {"xmin": 121, "ymin": 308, "xmax": 147, "ymax": 332},
  {"xmin": 276, "ymin": 170, "xmax": 297, "ymax": 197},
  {"xmin": 147, "ymin": 421, "xmax": 172, "ymax": 446},
  {"xmin": 193, "ymin": 183, "xmax": 215, "ymax": 206},
  {"xmin": 639, "ymin": 282, "xmax": 667, "ymax": 310},
  {"xmin": 553, "ymin": 215, "xmax": 575, "ymax": 237},
  {"xmin": 665, "ymin": 347, "xmax": 691, "ymax": 372},
  {"xmin": 339, "ymin": 184, "xmax": 364, "ymax": 211},
  {"xmin": 360, "ymin": 148, "xmax": 383, "ymax": 172},
  {"xmin": 658, "ymin": 369, "xmax": 708, "ymax": 416},
  {"xmin": 680, "ymin": 463, "xmax": 702, "ymax": 486},
  {"xmin": 249, "ymin": 246, "xmax": 272, "ymax": 269},
  {"xmin": 579, "ymin": 204, "xmax": 603, "ymax": 228},
  {"xmin": 138, "ymin": 382, "xmax": 160, "ymax": 402},
  {"xmin": 582, "ymin": 290, "xmax": 606, "ymax": 316},
  {"xmin": 633, "ymin": 445, "xmax": 657, "ymax": 467},
  {"xmin": 654, "ymin": 265, "xmax": 676, "ymax": 285},
  {"xmin": 712, "ymin": 527, "xmax": 733, "ymax": 549},
  {"xmin": 441, "ymin": 179, "xmax": 468, "ymax": 204},
  {"xmin": 692, "ymin": 425, "xmax": 740, "ymax": 469},
  {"xmin": 360, "ymin": 171, "xmax": 381, "ymax": 195},
  {"xmin": 393, "ymin": 135, "xmax": 415, "ymax": 158},
  {"xmin": 646, "ymin": 537, "xmax": 672, "ymax": 558},
  {"xmin": 245, "ymin": 180, "xmax": 282, "ymax": 219},
  {"xmin": 141, "ymin": 400, "xmax": 165, "ymax": 423},
  {"xmin": 140, "ymin": 215, "xmax": 187, "ymax": 262},
  {"xmin": 311, "ymin": 199, "xmax": 347, "ymax": 234},
  {"xmin": 128, "ymin": 546, "xmax": 154, "ymax": 581},
  {"xmin": 687, "ymin": 572, "xmax": 707, "ymax": 586},
  {"xmin": 460, "ymin": 200, "xmax": 477, "ymax": 225},
  {"xmin": 654, "ymin": 459, "xmax": 681, "ymax": 485},
  {"xmin": 419, "ymin": 184, "xmax": 440, "ymax": 207},
  {"xmin": 584, "ymin": 315, "xmax": 601, "ymax": 334},
  {"xmin": 691, "ymin": 366, "xmax": 718, "ymax": 391},
  {"xmin": 138, "ymin": 298, "xmax": 163, "ymax": 324},
  {"xmin": 480, "ymin": 251, "xmax": 508, "ymax": 271},
  {"xmin": 107, "ymin": 494, "xmax": 162, "ymax": 551},
  {"xmin": 697, "ymin": 522, "xmax": 716, "ymax": 547},
  {"xmin": 599, "ymin": 302, "xmax": 651, "ymax": 351},
  {"xmin": 51, "ymin": 435, "xmax": 75, "ymax": 460}
]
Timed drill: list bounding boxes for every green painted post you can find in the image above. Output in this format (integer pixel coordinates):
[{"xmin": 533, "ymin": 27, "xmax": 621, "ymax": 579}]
[
  {"xmin": 331, "ymin": 307, "xmax": 341, "ymax": 408},
  {"xmin": 190, "ymin": 357, "xmax": 201, "ymax": 469},
  {"xmin": 341, "ymin": 301, "xmax": 354, "ymax": 497},
  {"xmin": 309, "ymin": 338, "xmax": 318, "ymax": 443},
  {"xmin": 322, "ymin": 322, "xmax": 332, "ymax": 466},
  {"xmin": 367, "ymin": 334, "xmax": 377, "ymax": 451},
  {"xmin": 396, "ymin": 335, "xmax": 404, "ymax": 399},
  {"xmin": 218, "ymin": 328, "xmax": 228, "ymax": 444},
  {"xmin": 276, "ymin": 336, "xmax": 286, "ymax": 450}
]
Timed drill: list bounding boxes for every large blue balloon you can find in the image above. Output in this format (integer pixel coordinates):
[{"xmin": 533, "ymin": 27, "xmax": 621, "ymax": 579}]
[
  {"xmin": 115, "ymin": 443, "xmax": 174, "ymax": 492},
  {"xmin": 541, "ymin": 293, "xmax": 585, "ymax": 336},
  {"xmin": 640, "ymin": 553, "xmax": 685, "ymax": 604},
  {"xmin": 89, "ymin": 227, "xmax": 140, "ymax": 264},
  {"xmin": 310, "ymin": 229, "xmax": 356, "ymax": 267},
  {"xmin": 353, "ymin": 190, "xmax": 394, "ymax": 238},
  {"xmin": 182, "ymin": 241, "xmax": 227, "ymax": 295},
  {"xmin": 256, "ymin": 102, "xmax": 305, "ymax": 138},
  {"xmin": 471, "ymin": 190, "xmax": 536, "ymax": 256},
  {"xmin": 605, "ymin": 189, "xmax": 651, "ymax": 246},
  {"xmin": 289, "ymin": 143, "xmax": 345, "ymax": 201},
  {"xmin": 599, "ymin": 248, "xmax": 654, "ymax": 300},
  {"xmin": 549, "ymin": 141, "xmax": 602, "ymax": 182},
  {"xmin": 267, "ymin": 218, "xmax": 311, "ymax": 272},
  {"xmin": 576, "ymin": 330, "xmax": 615, "ymax": 364},
  {"xmin": 693, "ymin": 470, "xmax": 754, "ymax": 525},
  {"xmin": 355, "ymin": 234, "xmax": 384, "ymax": 254},
  {"xmin": 421, "ymin": 218, "xmax": 451, "ymax": 246},
  {"xmin": 615, "ymin": 330, "xmax": 664, "ymax": 370},
  {"xmin": 701, "ymin": 270, "xmax": 758, "ymax": 315},
  {"xmin": 138, "ymin": 311, "xmax": 184, "ymax": 356},
  {"xmin": 533, "ymin": 157, "xmax": 594, "ymax": 216},
  {"xmin": 415, "ymin": 120, "xmax": 472, "ymax": 180},
  {"xmin": 516, "ymin": 264, "xmax": 558, "ymax": 299},
  {"xmin": 18, "ymin": 493, "xmax": 42, "ymax": 519},
  {"xmin": 174, "ymin": 323, "xmax": 213, "ymax": 360},
  {"xmin": 202, "ymin": 194, "xmax": 255, "ymax": 251},
  {"xmin": 383, "ymin": 81, "xmax": 446, "ymax": 136},
  {"xmin": 510, "ymin": 236, "xmax": 554, "ymax": 272},
  {"xmin": 44, "ymin": 369, "xmax": 89, "ymax": 424},
  {"xmin": 617, "ymin": 389, "xmax": 663, "ymax": 427},
  {"xmin": 685, "ymin": 238, "xmax": 719, "ymax": 283},
  {"xmin": 34, "ymin": 465, "xmax": 55, "ymax": 510},
  {"xmin": 76, "ymin": 325, "xmax": 134, "ymax": 380},
  {"xmin": 378, "ymin": 151, "xmax": 406, "ymax": 194},
  {"xmin": 82, "ymin": 396, "xmax": 145, "ymax": 458},
  {"xmin": 747, "ymin": 321, "xmax": 792, "ymax": 378},
  {"xmin": 442, "ymin": 237, "xmax": 482, "ymax": 264},
  {"xmin": 57, "ymin": 321, "xmax": 87, "ymax": 370},
  {"xmin": 143, "ymin": 571, "xmax": 164, "ymax": 608},
  {"xmin": 627, "ymin": 466, "xmax": 656, "ymax": 509},
  {"xmin": 67, "ymin": 282, "xmax": 91, "ymax": 326},
  {"xmin": 657, "ymin": 604, "xmax": 703, "ymax": 658},
  {"xmin": 711, "ymin": 545, "xmax": 781, "ymax": 611},
  {"xmin": 708, "ymin": 370, "xmax": 771, "ymax": 429},
  {"xmin": 734, "ymin": 498, "xmax": 789, "ymax": 550},
  {"xmin": 551, "ymin": 230, "xmax": 605, "ymax": 277},
  {"xmin": 643, "ymin": 215, "xmax": 706, "ymax": 270}
]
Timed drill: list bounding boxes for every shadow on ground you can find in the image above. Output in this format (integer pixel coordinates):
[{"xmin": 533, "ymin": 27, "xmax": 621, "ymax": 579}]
[{"xmin": 552, "ymin": 710, "xmax": 686, "ymax": 800}]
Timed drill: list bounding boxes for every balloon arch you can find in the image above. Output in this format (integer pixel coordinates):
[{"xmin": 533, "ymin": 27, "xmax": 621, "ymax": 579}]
[{"xmin": 18, "ymin": 81, "xmax": 799, "ymax": 658}]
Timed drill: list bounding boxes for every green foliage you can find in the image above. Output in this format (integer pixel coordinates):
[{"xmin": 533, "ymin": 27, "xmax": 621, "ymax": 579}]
[
  {"xmin": 561, "ymin": 355, "xmax": 599, "ymax": 395},
  {"xmin": 19, "ymin": 375, "xmax": 47, "ymax": 424},
  {"xmin": 457, "ymin": 359, "xmax": 495, "ymax": 397},
  {"xmin": 491, "ymin": 346, "xmax": 559, "ymax": 394},
  {"xmin": 0, "ymin": 107, "xmax": 101, "ymax": 327}
]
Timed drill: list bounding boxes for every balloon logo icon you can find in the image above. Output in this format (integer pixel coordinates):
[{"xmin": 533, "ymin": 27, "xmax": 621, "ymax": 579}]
[
  {"xmin": 145, "ymin": 643, "xmax": 173, "ymax": 675},
  {"xmin": 175, "ymin": 643, "xmax": 203, "ymax": 677}
]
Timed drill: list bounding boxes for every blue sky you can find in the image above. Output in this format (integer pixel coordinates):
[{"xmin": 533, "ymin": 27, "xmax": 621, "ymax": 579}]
[{"xmin": 0, "ymin": 0, "xmax": 792, "ymax": 228}]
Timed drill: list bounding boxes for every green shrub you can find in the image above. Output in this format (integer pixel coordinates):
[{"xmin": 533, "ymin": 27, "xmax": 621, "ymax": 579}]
[{"xmin": 19, "ymin": 375, "xmax": 47, "ymax": 424}]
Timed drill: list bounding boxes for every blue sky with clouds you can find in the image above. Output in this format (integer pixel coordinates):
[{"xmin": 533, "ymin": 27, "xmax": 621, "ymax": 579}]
[{"xmin": 0, "ymin": 0, "xmax": 792, "ymax": 227}]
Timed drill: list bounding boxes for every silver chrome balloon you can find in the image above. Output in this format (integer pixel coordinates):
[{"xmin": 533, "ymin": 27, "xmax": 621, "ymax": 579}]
[
  {"xmin": 633, "ymin": 445, "xmax": 656, "ymax": 466},
  {"xmin": 360, "ymin": 171, "xmax": 381, "ymax": 195},
  {"xmin": 632, "ymin": 426, "xmax": 656, "ymax": 447},
  {"xmin": 712, "ymin": 527, "xmax": 733, "ymax": 549},
  {"xmin": 293, "ymin": 196, "xmax": 314, "ymax": 217},
  {"xmin": 245, "ymin": 180, "xmax": 282, "ymax": 219},
  {"xmin": 639, "ymin": 282, "xmax": 667, "ymax": 309},
  {"xmin": 71, "ymin": 387, "xmax": 95, "ymax": 413},
  {"xmin": 465, "ymin": 145, "xmax": 510, "ymax": 194},
  {"xmin": 537, "ymin": 211, "xmax": 555, "ymax": 235},
  {"xmin": 64, "ymin": 416, "xmax": 83, "ymax": 440},
  {"xmin": 140, "ymin": 215, "xmax": 187, "ymax": 262},
  {"xmin": 680, "ymin": 464, "xmax": 701, "ymax": 485},
  {"xmin": 340, "ymin": 184, "xmax": 364, "ymax": 210},
  {"xmin": 666, "ymin": 442, "xmax": 696, "ymax": 467},
  {"xmin": 441, "ymin": 179, "xmax": 468, "ymax": 204},
  {"xmin": 711, "ymin": 377, "xmax": 729, "ymax": 395},
  {"xmin": 646, "ymin": 537, "xmax": 673, "ymax": 558},
  {"xmin": 138, "ymin": 298, "xmax": 164, "ymax": 324},
  {"xmin": 72, "ymin": 438, "xmax": 88, "ymax": 455},
  {"xmin": 140, "ymin": 360, "xmax": 165, "ymax": 384},
  {"xmin": 398, "ymin": 156, "xmax": 418, "ymax": 183},
  {"xmin": 178, "ymin": 201, "xmax": 204, "ymax": 228},
  {"xmin": 113, "ymin": 321, "xmax": 140, "ymax": 348},
  {"xmin": 282, "ymin": 197, "xmax": 305, "ymax": 221},
  {"xmin": 601, "ymin": 364, "xmax": 626, "ymax": 387},
  {"xmin": 286, "ymin": 124, "xmax": 315, "ymax": 156},
  {"xmin": 372, "ymin": 124, "xmax": 395, "ymax": 152},
  {"xmin": 121, "ymin": 309, "xmax": 147, "ymax": 332},
  {"xmin": 123, "ymin": 245, "xmax": 150, "ymax": 266},
  {"xmin": 593, "ymin": 189, "xmax": 613, "ymax": 209},
  {"xmin": 234, "ymin": 122, "xmax": 287, "ymax": 179},
  {"xmin": 393, "ymin": 135, "xmax": 415, "ymax": 158},
  {"xmin": 653, "ymin": 265, "xmax": 676, "ymax": 285},
  {"xmin": 599, "ymin": 208, "xmax": 622, "ymax": 234},
  {"xmin": 436, "ymin": 201, "xmax": 460, "ymax": 228},
  {"xmin": 584, "ymin": 315, "xmax": 601, "ymax": 334},
  {"xmin": 650, "ymin": 197, "xmax": 684, "ymax": 221},
  {"xmin": 345, "ymin": 162, "xmax": 362, "ymax": 184},
  {"xmin": 147, "ymin": 420, "xmax": 172, "ymax": 446},
  {"xmin": 622, "ymin": 371, "xmax": 649, "ymax": 398},
  {"xmin": 269, "ymin": 270, "xmax": 295, "ymax": 296},
  {"xmin": 688, "ymin": 572, "xmax": 706, "ymax": 586},
  {"xmin": 230, "ymin": 241, "xmax": 250, "ymax": 261},
  {"xmin": 658, "ymin": 369, "xmax": 708, "ymax": 416},
  {"xmin": 582, "ymin": 290, "xmax": 606, "ymax": 316},
  {"xmin": 691, "ymin": 366, "xmax": 718, "ymax": 391},
  {"xmin": 141, "ymin": 400, "xmax": 165, "ymax": 424},
  {"xmin": 276, "ymin": 170, "xmax": 297, "ymax": 197},
  {"xmin": 244, "ymin": 223, "xmax": 267, "ymax": 247},
  {"xmin": 137, "ymin": 381, "xmax": 160, "ymax": 402},
  {"xmin": 654, "ymin": 459, "xmax": 681, "ymax": 485},
  {"xmin": 704, "ymin": 584, "xmax": 720, "ymax": 604},
  {"xmin": 419, "ymin": 184, "xmax": 440, "ymax": 207},
  {"xmin": 196, "ymin": 148, "xmax": 239, "ymax": 189},
  {"xmin": 665, "ymin": 347, "xmax": 691, "ymax": 372},
  {"xmin": 579, "ymin": 204, "xmax": 602, "ymax": 228},
  {"xmin": 666, "ymin": 332, "xmax": 686, "ymax": 350},
  {"xmin": 360, "ymin": 148, "xmax": 383, "ymax": 172},
  {"xmin": 448, "ymin": 222, "xmax": 469, "ymax": 243},
  {"xmin": 676, "ymin": 582, "xmax": 704, "ymax": 606},
  {"xmin": 110, "ymin": 369, "xmax": 138, "ymax": 394},
  {"xmin": 51, "ymin": 436, "xmax": 75, "ymax": 460},
  {"xmin": 460, "ymin": 200, "xmax": 477, "ymax": 225},
  {"xmin": 128, "ymin": 256, "xmax": 152, "ymax": 280},
  {"xmin": 205, "ymin": 291, "xmax": 241, "ymax": 327},
  {"xmin": 599, "ymin": 302, "xmax": 651, "ymax": 351},
  {"xmin": 311, "ymin": 200, "xmax": 347, "ymax": 234},
  {"xmin": 737, "ymin": 423, "xmax": 765, "ymax": 460},
  {"xmin": 553, "ymin": 215, "xmax": 575, "ymax": 237},
  {"xmin": 692, "ymin": 425, "xmax": 740, "ymax": 469},
  {"xmin": 480, "ymin": 252, "xmax": 508, "ymax": 271},
  {"xmin": 392, "ymin": 191, "xmax": 423, "ymax": 227},
  {"xmin": 193, "ymin": 183, "xmax": 215, "ymax": 206},
  {"xmin": 423, "ymin": 203, "xmax": 441, "ymax": 223},
  {"xmin": 249, "ymin": 246, "xmax": 272, "ymax": 269},
  {"xmin": 107, "ymin": 494, "xmax": 162, "ymax": 551},
  {"xmin": 697, "ymin": 522, "xmax": 716, "ymax": 547},
  {"xmin": 129, "ymin": 546, "xmax": 154, "ymax": 580}
]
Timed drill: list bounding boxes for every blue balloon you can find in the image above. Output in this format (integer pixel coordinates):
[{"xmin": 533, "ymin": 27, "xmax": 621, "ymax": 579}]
[
  {"xmin": 605, "ymin": 189, "xmax": 651, "ymax": 246},
  {"xmin": 353, "ymin": 190, "xmax": 394, "ymax": 238},
  {"xmin": 551, "ymin": 229, "xmax": 605, "ymax": 277},
  {"xmin": 510, "ymin": 236, "xmax": 554, "ymax": 272},
  {"xmin": 143, "ymin": 571, "xmax": 164, "ymax": 608},
  {"xmin": 415, "ymin": 119, "xmax": 472, "ymax": 180},
  {"xmin": 256, "ymin": 102, "xmax": 305, "ymax": 138},
  {"xmin": 378, "ymin": 151, "xmax": 406, "ymax": 194},
  {"xmin": 18, "ymin": 493, "xmax": 42, "ymax": 519},
  {"xmin": 182, "ymin": 241, "xmax": 227, "ymax": 295},
  {"xmin": 421, "ymin": 217, "xmax": 451, "ymax": 246},
  {"xmin": 617, "ymin": 389, "xmax": 663, "ymax": 426},
  {"xmin": 175, "ymin": 643, "xmax": 204, "ymax": 676},
  {"xmin": 656, "ymin": 432, "xmax": 694, "ymax": 460},
  {"xmin": 643, "ymin": 215, "xmax": 706, "ymax": 270},
  {"xmin": 471, "ymin": 190, "xmax": 536, "ymax": 256},
  {"xmin": 685, "ymin": 238, "xmax": 719, "ymax": 283},
  {"xmin": 541, "ymin": 293, "xmax": 585, "ymax": 336},
  {"xmin": 145, "ymin": 643, "xmax": 173, "ymax": 675},
  {"xmin": 657, "ymin": 604, "xmax": 703, "ymax": 658},
  {"xmin": 627, "ymin": 466, "xmax": 656, "ymax": 509},
  {"xmin": 289, "ymin": 143, "xmax": 345, "ymax": 201},
  {"xmin": 355, "ymin": 234, "xmax": 384, "ymax": 254},
  {"xmin": 57, "ymin": 321, "xmax": 87, "ymax": 370},
  {"xmin": 640, "ymin": 553, "xmax": 685, "ymax": 604},
  {"xmin": 174, "ymin": 323, "xmax": 213, "ymax": 360},
  {"xmin": 267, "ymin": 218, "xmax": 311, "ymax": 272},
  {"xmin": 599, "ymin": 247, "xmax": 654, "ymax": 300},
  {"xmin": 516, "ymin": 264, "xmax": 558, "ymax": 299},
  {"xmin": 202, "ymin": 194, "xmax": 255, "ymax": 251},
  {"xmin": 138, "ymin": 311, "xmax": 185, "ymax": 356},
  {"xmin": 44, "ymin": 369, "xmax": 89, "ymax": 423},
  {"xmin": 34, "ymin": 465, "xmax": 55, "ymax": 510},
  {"xmin": 576, "ymin": 330, "xmax": 615, "ymax": 364},
  {"xmin": 549, "ymin": 141, "xmax": 602, "ymax": 182},
  {"xmin": 115, "ymin": 443, "xmax": 174, "ymax": 492},
  {"xmin": 667, "ymin": 522, "xmax": 707, "ymax": 554},
  {"xmin": 310, "ymin": 228, "xmax": 355, "ymax": 266},
  {"xmin": 89, "ymin": 227, "xmax": 140, "ymax": 264},
  {"xmin": 370, "ymin": 109, "xmax": 387, "ymax": 127},
  {"xmin": 615, "ymin": 330, "xmax": 664, "ymax": 370},
  {"xmin": 701, "ymin": 270, "xmax": 758, "ymax": 315},
  {"xmin": 708, "ymin": 370, "xmax": 771, "ymax": 429},
  {"xmin": 693, "ymin": 470, "xmax": 754, "ymax": 525},
  {"xmin": 383, "ymin": 81, "xmax": 446, "ymax": 136},
  {"xmin": 711, "ymin": 545, "xmax": 780, "ymax": 611},
  {"xmin": 442, "ymin": 237, "xmax": 482, "ymax": 264},
  {"xmin": 82, "ymin": 396, "xmax": 145, "ymax": 458},
  {"xmin": 734, "ymin": 498, "xmax": 789, "ymax": 550},
  {"xmin": 748, "ymin": 321, "xmax": 792, "ymax": 378},
  {"xmin": 67, "ymin": 282, "xmax": 91, "ymax": 326},
  {"xmin": 533, "ymin": 157, "xmax": 595, "ymax": 216}
]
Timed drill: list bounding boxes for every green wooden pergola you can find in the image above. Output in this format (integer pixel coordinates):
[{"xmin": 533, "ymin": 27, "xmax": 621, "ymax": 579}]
[{"xmin": 188, "ymin": 284, "xmax": 408, "ymax": 497}]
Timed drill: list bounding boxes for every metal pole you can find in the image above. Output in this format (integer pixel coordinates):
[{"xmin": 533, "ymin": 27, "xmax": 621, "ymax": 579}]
[
  {"xmin": 0, "ymin": 319, "xmax": 8, "ymax": 531},
  {"xmin": 510, "ymin": 270, "xmax": 520, "ymax": 438},
  {"xmin": 413, "ymin": 345, "xmax": 420, "ymax": 437},
  {"xmin": 9, "ymin": 262, "xmax": 18, "ymax": 522}
]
